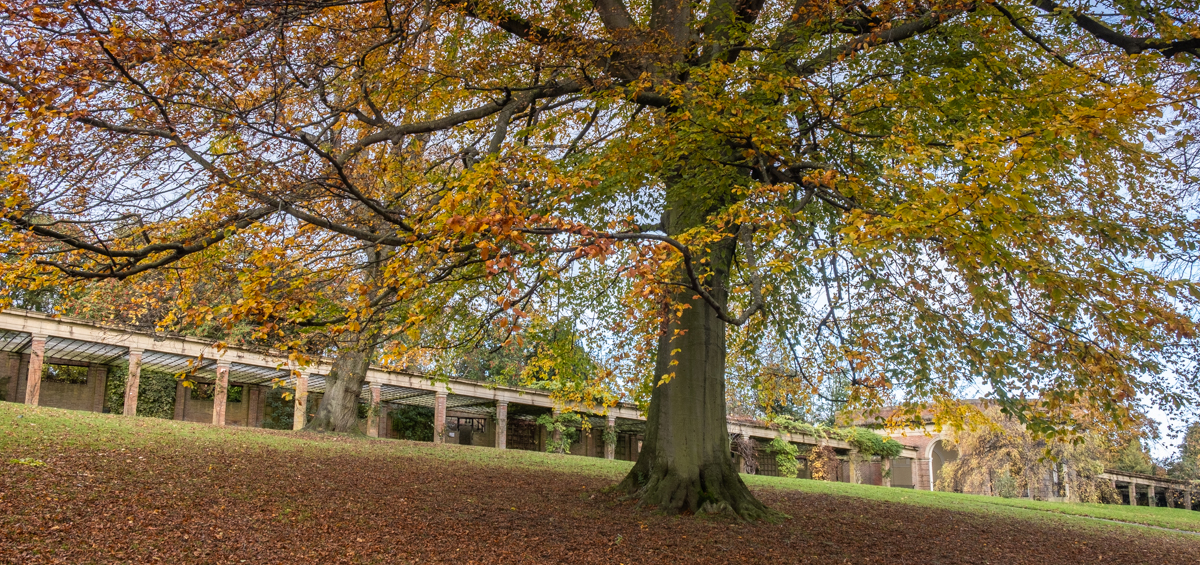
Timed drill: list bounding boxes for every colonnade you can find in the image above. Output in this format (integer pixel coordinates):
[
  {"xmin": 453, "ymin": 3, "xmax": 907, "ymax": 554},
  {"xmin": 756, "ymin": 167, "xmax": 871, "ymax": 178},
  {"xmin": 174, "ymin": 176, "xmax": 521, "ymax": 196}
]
[{"xmin": 0, "ymin": 308, "xmax": 920, "ymax": 477}]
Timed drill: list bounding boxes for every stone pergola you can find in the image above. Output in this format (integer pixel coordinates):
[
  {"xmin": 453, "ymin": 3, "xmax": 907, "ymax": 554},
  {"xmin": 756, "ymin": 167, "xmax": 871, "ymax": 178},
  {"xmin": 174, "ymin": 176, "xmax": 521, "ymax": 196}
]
[
  {"xmin": 0, "ymin": 308, "xmax": 920, "ymax": 482},
  {"xmin": 1101, "ymin": 470, "xmax": 1196, "ymax": 510}
]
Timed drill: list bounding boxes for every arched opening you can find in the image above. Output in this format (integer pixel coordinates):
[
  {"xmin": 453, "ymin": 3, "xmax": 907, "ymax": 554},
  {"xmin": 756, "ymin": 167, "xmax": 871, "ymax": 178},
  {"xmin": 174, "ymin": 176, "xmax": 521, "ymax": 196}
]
[{"xmin": 930, "ymin": 439, "xmax": 959, "ymax": 491}]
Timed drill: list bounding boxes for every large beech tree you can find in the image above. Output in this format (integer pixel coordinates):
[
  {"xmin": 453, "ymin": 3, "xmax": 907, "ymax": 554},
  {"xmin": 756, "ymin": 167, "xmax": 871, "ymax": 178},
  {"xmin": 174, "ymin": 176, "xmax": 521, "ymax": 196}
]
[{"xmin": 3, "ymin": 0, "xmax": 1200, "ymax": 517}]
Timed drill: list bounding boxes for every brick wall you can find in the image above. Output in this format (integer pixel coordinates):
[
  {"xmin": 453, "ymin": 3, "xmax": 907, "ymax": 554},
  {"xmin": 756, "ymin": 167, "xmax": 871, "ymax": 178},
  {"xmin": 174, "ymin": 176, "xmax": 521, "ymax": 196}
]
[
  {"xmin": 176, "ymin": 380, "xmax": 254, "ymax": 426},
  {"xmin": 9, "ymin": 355, "xmax": 107, "ymax": 413},
  {"xmin": 1, "ymin": 352, "xmax": 19, "ymax": 402}
]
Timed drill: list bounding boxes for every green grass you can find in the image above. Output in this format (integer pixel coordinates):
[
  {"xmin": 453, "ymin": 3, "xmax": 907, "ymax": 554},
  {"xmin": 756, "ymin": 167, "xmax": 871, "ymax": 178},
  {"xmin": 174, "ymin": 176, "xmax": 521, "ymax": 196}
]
[
  {"xmin": 744, "ymin": 473, "xmax": 1200, "ymax": 534},
  {"xmin": 4, "ymin": 402, "xmax": 1199, "ymax": 538}
]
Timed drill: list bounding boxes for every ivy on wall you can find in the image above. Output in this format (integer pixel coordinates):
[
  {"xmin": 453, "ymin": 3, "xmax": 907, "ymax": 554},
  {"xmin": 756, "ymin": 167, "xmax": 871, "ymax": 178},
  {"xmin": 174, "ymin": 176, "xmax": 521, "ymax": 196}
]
[
  {"xmin": 767, "ymin": 437, "xmax": 801, "ymax": 478},
  {"xmin": 537, "ymin": 412, "xmax": 581, "ymax": 454},
  {"xmin": 104, "ymin": 364, "xmax": 178, "ymax": 419},
  {"xmin": 770, "ymin": 416, "xmax": 904, "ymax": 458}
]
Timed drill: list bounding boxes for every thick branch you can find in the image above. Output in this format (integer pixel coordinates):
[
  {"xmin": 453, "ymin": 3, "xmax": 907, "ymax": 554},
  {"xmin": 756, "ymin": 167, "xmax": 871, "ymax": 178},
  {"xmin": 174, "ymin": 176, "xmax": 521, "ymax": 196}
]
[{"xmin": 1032, "ymin": 0, "xmax": 1200, "ymax": 57}]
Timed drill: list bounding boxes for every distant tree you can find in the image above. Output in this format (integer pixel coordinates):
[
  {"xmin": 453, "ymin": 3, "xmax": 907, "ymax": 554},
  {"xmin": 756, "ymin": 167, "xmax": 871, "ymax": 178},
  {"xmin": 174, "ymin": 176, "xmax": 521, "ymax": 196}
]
[
  {"xmin": 938, "ymin": 407, "xmax": 1120, "ymax": 503},
  {"xmin": 1164, "ymin": 422, "xmax": 1200, "ymax": 480},
  {"xmin": 1110, "ymin": 438, "xmax": 1157, "ymax": 476}
]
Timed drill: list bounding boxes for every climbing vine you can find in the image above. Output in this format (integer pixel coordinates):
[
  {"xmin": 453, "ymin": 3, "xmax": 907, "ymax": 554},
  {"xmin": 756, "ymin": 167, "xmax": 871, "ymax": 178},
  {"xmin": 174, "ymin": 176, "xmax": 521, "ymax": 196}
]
[
  {"xmin": 767, "ymin": 437, "xmax": 800, "ymax": 479},
  {"xmin": 601, "ymin": 425, "xmax": 617, "ymax": 447},
  {"xmin": 104, "ymin": 364, "xmax": 178, "ymax": 419},
  {"xmin": 770, "ymin": 416, "xmax": 903, "ymax": 458},
  {"xmin": 537, "ymin": 412, "xmax": 581, "ymax": 454},
  {"xmin": 807, "ymin": 446, "xmax": 840, "ymax": 481}
]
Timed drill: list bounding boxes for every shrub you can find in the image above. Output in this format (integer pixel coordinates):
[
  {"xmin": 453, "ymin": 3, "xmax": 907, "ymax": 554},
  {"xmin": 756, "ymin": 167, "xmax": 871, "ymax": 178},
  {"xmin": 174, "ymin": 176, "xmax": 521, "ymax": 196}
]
[
  {"xmin": 391, "ymin": 405, "xmax": 434, "ymax": 442},
  {"xmin": 261, "ymin": 386, "xmax": 295, "ymax": 430}
]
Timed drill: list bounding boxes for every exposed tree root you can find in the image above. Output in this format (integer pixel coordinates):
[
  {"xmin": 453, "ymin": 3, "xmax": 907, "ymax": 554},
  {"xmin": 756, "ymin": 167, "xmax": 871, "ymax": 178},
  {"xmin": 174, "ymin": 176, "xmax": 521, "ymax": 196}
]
[{"xmin": 618, "ymin": 461, "xmax": 778, "ymax": 521}]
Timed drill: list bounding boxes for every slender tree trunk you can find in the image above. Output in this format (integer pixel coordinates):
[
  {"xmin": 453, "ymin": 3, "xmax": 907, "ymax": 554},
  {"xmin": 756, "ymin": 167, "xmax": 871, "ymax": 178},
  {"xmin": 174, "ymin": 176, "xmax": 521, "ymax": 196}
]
[
  {"xmin": 305, "ymin": 335, "xmax": 376, "ymax": 434},
  {"xmin": 617, "ymin": 196, "xmax": 772, "ymax": 519}
]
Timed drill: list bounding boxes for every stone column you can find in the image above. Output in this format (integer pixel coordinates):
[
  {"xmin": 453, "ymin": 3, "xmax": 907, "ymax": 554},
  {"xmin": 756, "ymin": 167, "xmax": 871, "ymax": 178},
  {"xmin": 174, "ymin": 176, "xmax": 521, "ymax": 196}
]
[
  {"xmin": 212, "ymin": 363, "xmax": 230, "ymax": 426},
  {"xmin": 1185, "ymin": 489, "xmax": 1193, "ymax": 511},
  {"xmin": 1147, "ymin": 484, "xmax": 1156, "ymax": 507},
  {"xmin": 848, "ymin": 451, "xmax": 859, "ymax": 484},
  {"xmin": 496, "ymin": 401, "xmax": 508, "ymax": 449},
  {"xmin": 293, "ymin": 373, "xmax": 309, "ymax": 431},
  {"xmin": 882, "ymin": 457, "xmax": 893, "ymax": 488},
  {"xmin": 433, "ymin": 391, "xmax": 447, "ymax": 444},
  {"xmin": 123, "ymin": 348, "xmax": 144, "ymax": 417},
  {"xmin": 604, "ymin": 414, "xmax": 616, "ymax": 460},
  {"xmin": 366, "ymin": 383, "xmax": 382, "ymax": 438},
  {"xmin": 551, "ymin": 408, "xmax": 562, "ymax": 449},
  {"xmin": 1128, "ymin": 482, "xmax": 1137, "ymax": 506},
  {"xmin": 24, "ymin": 334, "xmax": 47, "ymax": 405}
]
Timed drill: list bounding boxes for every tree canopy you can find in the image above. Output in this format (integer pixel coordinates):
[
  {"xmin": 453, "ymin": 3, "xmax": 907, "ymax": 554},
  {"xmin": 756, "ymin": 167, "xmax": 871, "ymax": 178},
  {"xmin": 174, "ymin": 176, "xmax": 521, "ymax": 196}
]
[{"xmin": 3, "ymin": 0, "xmax": 1200, "ymax": 516}]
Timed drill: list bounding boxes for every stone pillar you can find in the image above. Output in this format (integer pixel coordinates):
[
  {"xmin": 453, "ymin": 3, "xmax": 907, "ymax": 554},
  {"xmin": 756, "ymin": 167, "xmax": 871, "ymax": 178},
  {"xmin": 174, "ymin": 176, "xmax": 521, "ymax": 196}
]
[
  {"xmin": 366, "ymin": 383, "xmax": 381, "ymax": 438},
  {"xmin": 551, "ymin": 408, "xmax": 562, "ymax": 449},
  {"xmin": 848, "ymin": 451, "xmax": 859, "ymax": 484},
  {"xmin": 604, "ymin": 414, "xmax": 616, "ymax": 460},
  {"xmin": 123, "ymin": 348, "xmax": 143, "ymax": 417},
  {"xmin": 24, "ymin": 334, "xmax": 47, "ymax": 405},
  {"xmin": 212, "ymin": 363, "xmax": 230, "ymax": 426},
  {"xmin": 1185, "ymin": 489, "xmax": 1193, "ymax": 511},
  {"xmin": 882, "ymin": 457, "xmax": 892, "ymax": 487},
  {"xmin": 1128, "ymin": 482, "xmax": 1137, "ymax": 506},
  {"xmin": 293, "ymin": 374, "xmax": 309, "ymax": 431},
  {"xmin": 496, "ymin": 401, "xmax": 508, "ymax": 449},
  {"xmin": 1147, "ymin": 484, "xmax": 1156, "ymax": 507},
  {"xmin": 434, "ymin": 391, "xmax": 447, "ymax": 444}
]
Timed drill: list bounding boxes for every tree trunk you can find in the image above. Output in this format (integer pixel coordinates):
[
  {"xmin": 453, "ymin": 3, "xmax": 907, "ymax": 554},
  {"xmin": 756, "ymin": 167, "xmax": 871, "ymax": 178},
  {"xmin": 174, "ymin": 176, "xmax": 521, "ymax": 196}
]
[
  {"xmin": 617, "ymin": 199, "xmax": 772, "ymax": 520},
  {"xmin": 305, "ymin": 336, "xmax": 376, "ymax": 434}
]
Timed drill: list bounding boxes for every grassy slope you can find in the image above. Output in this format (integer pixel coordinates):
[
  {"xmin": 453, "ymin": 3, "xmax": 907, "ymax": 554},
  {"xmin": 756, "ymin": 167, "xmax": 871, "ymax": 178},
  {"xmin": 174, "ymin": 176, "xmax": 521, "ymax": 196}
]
[{"xmin": 3, "ymin": 402, "xmax": 1198, "ymax": 538}]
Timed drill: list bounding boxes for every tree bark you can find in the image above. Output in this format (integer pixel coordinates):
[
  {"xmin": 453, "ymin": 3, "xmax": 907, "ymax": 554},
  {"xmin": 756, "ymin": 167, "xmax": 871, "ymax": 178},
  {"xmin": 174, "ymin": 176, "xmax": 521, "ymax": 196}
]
[
  {"xmin": 305, "ymin": 335, "xmax": 376, "ymax": 434},
  {"xmin": 617, "ymin": 195, "xmax": 772, "ymax": 520}
]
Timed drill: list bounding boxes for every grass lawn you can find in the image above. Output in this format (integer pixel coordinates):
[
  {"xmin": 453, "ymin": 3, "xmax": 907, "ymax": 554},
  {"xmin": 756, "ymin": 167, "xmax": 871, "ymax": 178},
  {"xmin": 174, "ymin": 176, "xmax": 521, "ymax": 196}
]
[
  {"xmin": 744, "ymin": 474, "xmax": 1200, "ymax": 534},
  {"xmin": 1, "ymin": 402, "xmax": 1197, "ymax": 564}
]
